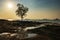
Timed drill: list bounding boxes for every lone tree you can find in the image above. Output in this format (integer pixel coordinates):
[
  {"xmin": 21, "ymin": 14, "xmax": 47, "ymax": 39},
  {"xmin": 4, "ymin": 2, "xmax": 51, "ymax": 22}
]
[
  {"xmin": 16, "ymin": 3, "xmax": 28, "ymax": 20},
  {"xmin": 15, "ymin": 3, "xmax": 29, "ymax": 39}
]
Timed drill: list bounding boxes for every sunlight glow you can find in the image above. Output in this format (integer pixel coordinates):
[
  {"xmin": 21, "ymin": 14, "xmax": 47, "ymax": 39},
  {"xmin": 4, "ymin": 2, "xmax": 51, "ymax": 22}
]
[{"xmin": 7, "ymin": 2, "xmax": 13, "ymax": 9}]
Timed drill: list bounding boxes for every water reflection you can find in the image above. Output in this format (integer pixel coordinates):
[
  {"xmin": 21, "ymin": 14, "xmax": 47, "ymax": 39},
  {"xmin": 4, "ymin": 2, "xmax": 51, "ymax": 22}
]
[
  {"xmin": 0, "ymin": 24, "xmax": 49, "ymax": 39},
  {"xmin": 0, "ymin": 32, "xmax": 37, "ymax": 39}
]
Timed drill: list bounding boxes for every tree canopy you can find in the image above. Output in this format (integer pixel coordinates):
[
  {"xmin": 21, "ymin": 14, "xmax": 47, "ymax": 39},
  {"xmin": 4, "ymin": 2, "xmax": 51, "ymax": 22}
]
[{"xmin": 16, "ymin": 3, "xmax": 28, "ymax": 20}]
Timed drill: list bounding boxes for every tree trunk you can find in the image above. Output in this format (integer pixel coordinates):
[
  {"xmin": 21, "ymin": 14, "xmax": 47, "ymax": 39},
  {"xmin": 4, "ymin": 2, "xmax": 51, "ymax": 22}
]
[{"xmin": 21, "ymin": 16, "xmax": 23, "ymax": 21}]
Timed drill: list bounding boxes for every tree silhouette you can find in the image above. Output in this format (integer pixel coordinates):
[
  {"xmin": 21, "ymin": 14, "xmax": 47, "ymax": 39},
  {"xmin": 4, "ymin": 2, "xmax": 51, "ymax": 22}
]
[{"xmin": 16, "ymin": 3, "xmax": 28, "ymax": 20}]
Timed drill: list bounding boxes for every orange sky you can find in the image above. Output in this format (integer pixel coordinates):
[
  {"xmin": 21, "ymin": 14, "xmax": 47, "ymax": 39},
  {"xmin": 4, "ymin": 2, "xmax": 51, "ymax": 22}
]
[
  {"xmin": 0, "ymin": 0, "xmax": 60, "ymax": 19},
  {"xmin": 0, "ymin": 8, "xmax": 60, "ymax": 19}
]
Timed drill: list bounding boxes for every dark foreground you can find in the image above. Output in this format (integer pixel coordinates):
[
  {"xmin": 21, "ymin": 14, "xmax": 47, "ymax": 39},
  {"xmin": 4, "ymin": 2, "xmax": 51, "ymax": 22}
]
[{"xmin": 0, "ymin": 19, "xmax": 60, "ymax": 40}]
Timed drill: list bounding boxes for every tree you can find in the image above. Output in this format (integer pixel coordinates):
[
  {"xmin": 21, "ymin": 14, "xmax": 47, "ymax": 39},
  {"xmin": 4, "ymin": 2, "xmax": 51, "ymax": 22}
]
[
  {"xmin": 15, "ymin": 3, "xmax": 29, "ymax": 39},
  {"xmin": 16, "ymin": 3, "xmax": 28, "ymax": 20}
]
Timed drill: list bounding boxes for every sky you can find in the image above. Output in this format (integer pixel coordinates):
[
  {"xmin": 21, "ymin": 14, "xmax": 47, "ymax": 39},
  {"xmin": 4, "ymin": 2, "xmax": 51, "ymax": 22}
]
[{"xmin": 0, "ymin": 0, "xmax": 60, "ymax": 19}]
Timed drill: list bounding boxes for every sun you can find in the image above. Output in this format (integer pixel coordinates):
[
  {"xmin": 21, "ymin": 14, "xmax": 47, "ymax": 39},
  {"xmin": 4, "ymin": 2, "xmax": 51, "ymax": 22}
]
[{"xmin": 7, "ymin": 2, "xmax": 13, "ymax": 9}]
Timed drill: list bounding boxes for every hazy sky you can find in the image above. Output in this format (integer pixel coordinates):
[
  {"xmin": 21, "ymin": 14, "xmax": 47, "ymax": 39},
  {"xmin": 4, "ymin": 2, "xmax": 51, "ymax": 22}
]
[{"xmin": 0, "ymin": 0, "xmax": 60, "ymax": 19}]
